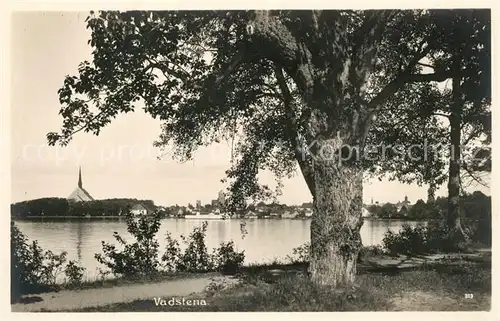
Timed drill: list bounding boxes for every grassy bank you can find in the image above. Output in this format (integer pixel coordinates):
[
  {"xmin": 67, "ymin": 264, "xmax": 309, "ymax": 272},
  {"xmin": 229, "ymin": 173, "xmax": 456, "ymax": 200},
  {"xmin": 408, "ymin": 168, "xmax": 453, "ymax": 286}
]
[
  {"xmin": 68, "ymin": 259, "xmax": 490, "ymax": 312},
  {"xmin": 62, "ymin": 271, "xmax": 222, "ymax": 291}
]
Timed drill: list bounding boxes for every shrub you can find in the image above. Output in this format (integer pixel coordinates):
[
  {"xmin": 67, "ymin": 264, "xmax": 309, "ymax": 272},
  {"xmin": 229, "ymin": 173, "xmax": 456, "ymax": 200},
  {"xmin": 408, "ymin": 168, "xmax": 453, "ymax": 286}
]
[
  {"xmin": 382, "ymin": 224, "xmax": 428, "ymax": 255},
  {"xmin": 382, "ymin": 222, "xmax": 466, "ymax": 256},
  {"xmin": 425, "ymin": 220, "xmax": 463, "ymax": 253},
  {"xmin": 211, "ymin": 241, "xmax": 245, "ymax": 275},
  {"xmin": 10, "ymin": 221, "xmax": 68, "ymax": 302},
  {"xmin": 462, "ymin": 191, "xmax": 491, "ymax": 247},
  {"xmin": 161, "ymin": 232, "xmax": 183, "ymax": 272},
  {"xmin": 40, "ymin": 250, "xmax": 68, "ymax": 285},
  {"xmin": 96, "ymin": 216, "xmax": 246, "ymax": 276},
  {"xmin": 64, "ymin": 260, "xmax": 86, "ymax": 285},
  {"xmin": 357, "ymin": 245, "xmax": 385, "ymax": 262},
  {"xmin": 177, "ymin": 221, "xmax": 213, "ymax": 272},
  {"xmin": 286, "ymin": 242, "xmax": 310, "ymax": 263},
  {"xmin": 94, "ymin": 212, "xmax": 162, "ymax": 277}
]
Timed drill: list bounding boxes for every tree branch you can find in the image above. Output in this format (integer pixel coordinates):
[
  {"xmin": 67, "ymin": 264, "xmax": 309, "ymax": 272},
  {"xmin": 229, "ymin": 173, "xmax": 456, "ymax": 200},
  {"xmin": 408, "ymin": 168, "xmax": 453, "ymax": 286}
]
[
  {"xmin": 462, "ymin": 164, "xmax": 490, "ymax": 188},
  {"xmin": 359, "ymin": 41, "xmax": 437, "ymax": 142},
  {"xmin": 417, "ymin": 61, "xmax": 435, "ymax": 69},
  {"xmin": 433, "ymin": 112, "xmax": 450, "ymax": 118},
  {"xmin": 274, "ymin": 64, "xmax": 315, "ymax": 196},
  {"xmin": 462, "ymin": 126, "xmax": 482, "ymax": 146},
  {"xmin": 212, "ymin": 51, "xmax": 245, "ymax": 88},
  {"xmin": 406, "ymin": 72, "xmax": 454, "ymax": 83},
  {"xmin": 249, "ymin": 11, "xmax": 315, "ymax": 101}
]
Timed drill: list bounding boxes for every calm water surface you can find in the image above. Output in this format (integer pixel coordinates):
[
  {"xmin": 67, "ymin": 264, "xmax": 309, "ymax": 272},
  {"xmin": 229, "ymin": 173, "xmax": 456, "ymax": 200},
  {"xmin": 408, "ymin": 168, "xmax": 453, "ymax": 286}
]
[{"xmin": 15, "ymin": 218, "xmax": 423, "ymax": 281}]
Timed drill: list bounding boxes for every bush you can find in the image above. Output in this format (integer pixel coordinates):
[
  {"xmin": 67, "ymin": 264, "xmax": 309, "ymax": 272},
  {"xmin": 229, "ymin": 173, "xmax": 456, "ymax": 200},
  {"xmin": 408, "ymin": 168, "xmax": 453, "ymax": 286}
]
[
  {"xmin": 382, "ymin": 224, "xmax": 428, "ymax": 255},
  {"xmin": 96, "ymin": 215, "xmax": 246, "ymax": 276},
  {"xmin": 357, "ymin": 245, "xmax": 385, "ymax": 262},
  {"xmin": 177, "ymin": 221, "xmax": 213, "ymax": 272},
  {"xmin": 382, "ymin": 222, "xmax": 466, "ymax": 256},
  {"xmin": 161, "ymin": 232, "xmax": 183, "ymax": 272},
  {"xmin": 211, "ymin": 241, "xmax": 245, "ymax": 275},
  {"xmin": 65, "ymin": 260, "xmax": 86, "ymax": 285},
  {"xmin": 286, "ymin": 242, "xmax": 310, "ymax": 263},
  {"xmin": 10, "ymin": 221, "xmax": 71, "ymax": 302},
  {"xmin": 95, "ymin": 212, "xmax": 162, "ymax": 277},
  {"xmin": 161, "ymin": 223, "xmax": 245, "ymax": 274},
  {"xmin": 462, "ymin": 191, "xmax": 491, "ymax": 247}
]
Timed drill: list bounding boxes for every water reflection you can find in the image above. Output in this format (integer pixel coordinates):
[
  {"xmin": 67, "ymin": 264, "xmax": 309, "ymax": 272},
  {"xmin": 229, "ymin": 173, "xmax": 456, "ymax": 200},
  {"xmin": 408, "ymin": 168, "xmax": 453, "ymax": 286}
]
[{"xmin": 14, "ymin": 218, "xmax": 421, "ymax": 281}]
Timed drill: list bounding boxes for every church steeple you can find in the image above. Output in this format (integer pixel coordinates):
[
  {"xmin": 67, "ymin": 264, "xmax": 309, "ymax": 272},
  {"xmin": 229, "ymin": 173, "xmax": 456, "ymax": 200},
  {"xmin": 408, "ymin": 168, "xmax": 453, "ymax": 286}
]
[
  {"xmin": 68, "ymin": 166, "xmax": 94, "ymax": 202},
  {"xmin": 78, "ymin": 166, "xmax": 82, "ymax": 188}
]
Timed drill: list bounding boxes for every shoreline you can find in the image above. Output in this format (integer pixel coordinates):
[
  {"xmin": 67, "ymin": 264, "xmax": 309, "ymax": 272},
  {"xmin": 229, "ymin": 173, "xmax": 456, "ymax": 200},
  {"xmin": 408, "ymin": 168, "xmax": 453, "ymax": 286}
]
[{"xmin": 11, "ymin": 251, "xmax": 491, "ymax": 312}]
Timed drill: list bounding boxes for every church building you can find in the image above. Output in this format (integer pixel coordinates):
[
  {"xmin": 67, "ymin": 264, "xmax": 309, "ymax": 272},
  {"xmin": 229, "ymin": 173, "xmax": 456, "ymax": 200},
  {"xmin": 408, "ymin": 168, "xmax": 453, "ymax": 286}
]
[{"xmin": 67, "ymin": 167, "xmax": 94, "ymax": 202}]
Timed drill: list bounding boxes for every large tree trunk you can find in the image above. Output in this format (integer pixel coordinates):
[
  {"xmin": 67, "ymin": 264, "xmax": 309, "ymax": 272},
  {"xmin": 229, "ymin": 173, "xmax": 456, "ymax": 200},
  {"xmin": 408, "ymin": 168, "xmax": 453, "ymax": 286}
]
[
  {"xmin": 247, "ymin": 11, "xmax": 391, "ymax": 286},
  {"xmin": 308, "ymin": 138, "xmax": 363, "ymax": 286},
  {"xmin": 447, "ymin": 55, "xmax": 467, "ymax": 242}
]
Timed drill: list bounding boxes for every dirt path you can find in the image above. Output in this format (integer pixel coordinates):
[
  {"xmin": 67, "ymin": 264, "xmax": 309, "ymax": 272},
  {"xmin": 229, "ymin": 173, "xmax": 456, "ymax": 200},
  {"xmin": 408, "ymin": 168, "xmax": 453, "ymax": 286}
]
[
  {"xmin": 389, "ymin": 291, "xmax": 491, "ymax": 311},
  {"xmin": 12, "ymin": 275, "xmax": 237, "ymax": 312}
]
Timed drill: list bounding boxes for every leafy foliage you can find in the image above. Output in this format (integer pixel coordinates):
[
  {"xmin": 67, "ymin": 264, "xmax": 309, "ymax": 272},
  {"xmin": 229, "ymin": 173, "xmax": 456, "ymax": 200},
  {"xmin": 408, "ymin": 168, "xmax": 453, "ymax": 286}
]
[
  {"xmin": 381, "ymin": 205, "xmax": 490, "ymax": 256},
  {"xmin": 461, "ymin": 191, "xmax": 491, "ymax": 246},
  {"xmin": 95, "ymin": 214, "xmax": 245, "ymax": 277},
  {"xmin": 10, "ymin": 222, "xmax": 85, "ymax": 302},
  {"xmin": 45, "ymin": 10, "xmax": 485, "ymax": 210},
  {"xmin": 177, "ymin": 221, "xmax": 213, "ymax": 272},
  {"xmin": 366, "ymin": 9, "xmax": 491, "ymax": 197},
  {"xmin": 95, "ymin": 212, "xmax": 163, "ymax": 277},
  {"xmin": 211, "ymin": 241, "xmax": 245, "ymax": 275},
  {"xmin": 45, "ymin": 9, "xmax": 491, "ymax": 284},
  {"xmin": 382, "ymin": 224, "xmax": 432, "ymax": 255},
  {"xmin": 11, "ymin": 198, "xmax": 70, "ymax": 219},
  {"xmin": 11, "ymin": 198, "xmax": 157, "ymax": 218},
  {"xmin": 286, "ymin": 242, "xmax": 310, "ymax": 263},
  {"xmin": 64, "ymin": 260, "xmax": 86, "ymax": 286}
]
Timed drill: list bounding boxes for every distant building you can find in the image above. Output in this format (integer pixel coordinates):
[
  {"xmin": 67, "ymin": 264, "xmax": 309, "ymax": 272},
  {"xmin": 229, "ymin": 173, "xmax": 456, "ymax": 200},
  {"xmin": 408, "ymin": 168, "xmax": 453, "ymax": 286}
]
[
  {"xmin": 246, "ymin": 210, "xmax": 258, "ymax": 218},
  {"xmin": 395, "ymin": 196, "xmax": 412, "ymax": 213},
  {"xmin": 218, "ymin": 190, "xmax": 226, "ymax": 207},
  {"xmin": 67, "ymin": 167, "xmax": 94, "ymax": 202},
  {"xmin": 362, "ymin": 203, "xmax": 372, "ymax": 217},
  {"xmin": 301, "ymin": 202, "xmax": 313, "ymax": 209},
  {"xmin": 130, "ymin": 203, "xmax": 151, "ymax": 216},
  {"xmin": 196, "ymin": 200, "xmax": 202, "ymax": 209},
  {"xmin": 282, "ymin": 210, "xmax": 299, "ymax": 219}
]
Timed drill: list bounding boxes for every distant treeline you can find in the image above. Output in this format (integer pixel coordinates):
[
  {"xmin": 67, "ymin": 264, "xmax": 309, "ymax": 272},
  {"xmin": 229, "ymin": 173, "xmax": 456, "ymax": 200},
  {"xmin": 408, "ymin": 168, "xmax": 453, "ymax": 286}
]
[
  {"xmin": 368, "ymin": 191, "xmax": 491, "ymax": 246},
  {"xmin": 11, "ymin": 198, "xmax": 157, "ymax": 219},
  {"xmin": 367, "ymin": 191, "xmax": 491, "ymax": 221}
]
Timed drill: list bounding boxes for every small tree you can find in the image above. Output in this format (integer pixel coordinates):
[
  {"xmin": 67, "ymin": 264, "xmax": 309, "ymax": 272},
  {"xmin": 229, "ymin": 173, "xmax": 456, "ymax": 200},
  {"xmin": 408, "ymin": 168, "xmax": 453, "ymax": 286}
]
[
  {"xmin": 380, "ymin": 203, "xmax": 397, "ymax": 219},
  {"xmin": 11, "ymin": 222, "xmax": 70, "ymax": 302},
  {"xmin": 409, "ymin": 199, "xmax": 427, "ymax": 220},
  {"xmin": 95, "ymin": 212, "xmax": 162, "ymax": 277}
]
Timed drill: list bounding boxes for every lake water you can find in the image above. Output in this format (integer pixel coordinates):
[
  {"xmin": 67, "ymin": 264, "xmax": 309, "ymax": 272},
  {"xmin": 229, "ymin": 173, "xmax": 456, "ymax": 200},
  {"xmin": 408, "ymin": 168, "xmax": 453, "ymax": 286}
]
[{"xmin": 15, "ymin": 218, "xmax": 423, "ymax": 281}]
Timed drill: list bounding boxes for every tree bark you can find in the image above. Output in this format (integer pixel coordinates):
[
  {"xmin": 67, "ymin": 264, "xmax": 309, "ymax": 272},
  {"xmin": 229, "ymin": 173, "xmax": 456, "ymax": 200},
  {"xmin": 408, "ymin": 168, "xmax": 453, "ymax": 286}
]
[
  {"xmin": 247, "ymin": 11, "xmax": 390, "ymax": 286},
  {"xmin": 308, "ymin": 138, "xmax": 363, "ymax": 286},
  {"xmin": 447, "ymin": 55, "xmax": 467, "ymax": 242}
]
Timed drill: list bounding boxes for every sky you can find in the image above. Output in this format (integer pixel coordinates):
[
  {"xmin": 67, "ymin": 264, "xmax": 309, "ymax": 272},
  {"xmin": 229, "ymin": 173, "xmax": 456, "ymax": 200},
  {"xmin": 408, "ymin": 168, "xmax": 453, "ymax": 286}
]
[{"xmin": 10, "ymin": 11, "xmax": 490, "ymax": 207}]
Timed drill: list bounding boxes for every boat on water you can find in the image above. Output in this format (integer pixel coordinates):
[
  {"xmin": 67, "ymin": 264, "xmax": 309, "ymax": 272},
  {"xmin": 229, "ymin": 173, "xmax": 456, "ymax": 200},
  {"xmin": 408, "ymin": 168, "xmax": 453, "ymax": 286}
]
[{"xmin": 184, "ymin": 211, "xmax": 227, "ymax": 220}]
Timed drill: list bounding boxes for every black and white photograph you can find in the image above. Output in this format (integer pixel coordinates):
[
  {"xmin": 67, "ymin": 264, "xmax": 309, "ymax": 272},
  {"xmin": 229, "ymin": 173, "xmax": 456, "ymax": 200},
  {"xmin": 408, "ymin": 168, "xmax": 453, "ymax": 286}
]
[{"xmin": 5, "ymin": 7, "xmax": 495, "ymax": 314}]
